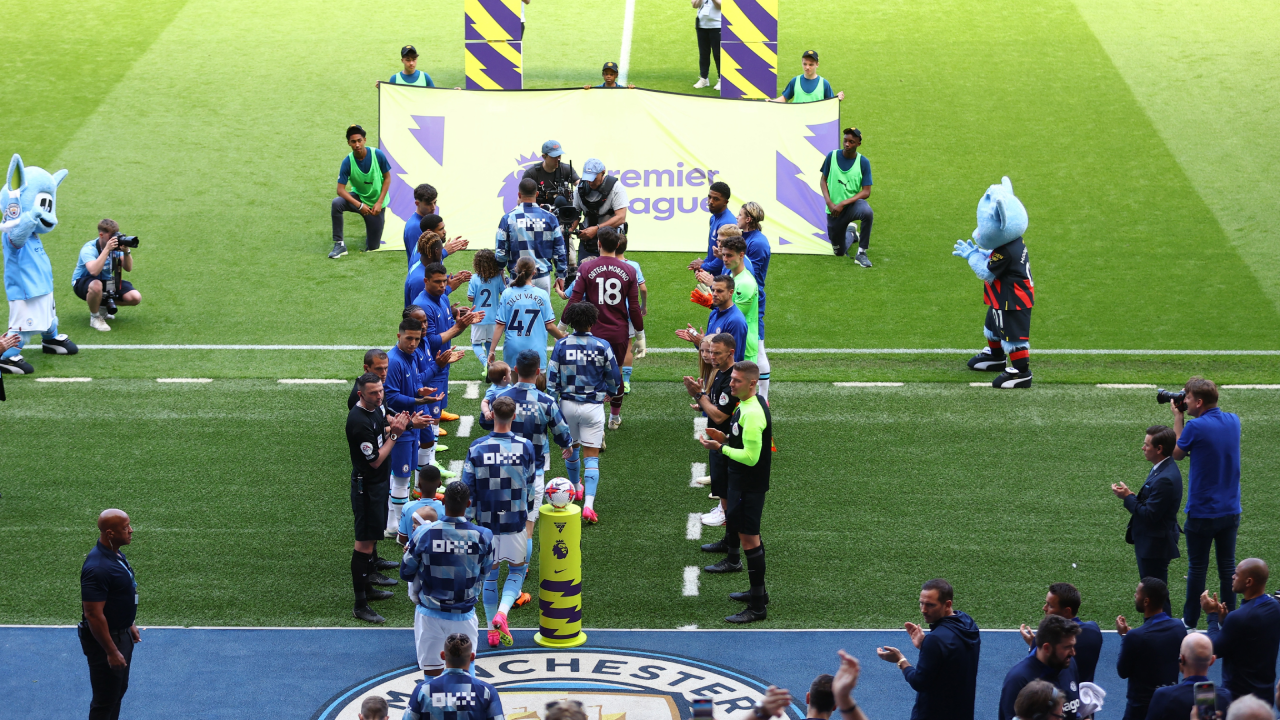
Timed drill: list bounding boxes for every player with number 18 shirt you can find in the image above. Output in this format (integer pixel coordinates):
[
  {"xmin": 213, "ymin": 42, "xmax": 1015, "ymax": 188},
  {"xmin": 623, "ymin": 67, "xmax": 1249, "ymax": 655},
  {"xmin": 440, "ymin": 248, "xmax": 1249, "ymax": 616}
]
[{"xmin": 562, "ymin": 228, "xmax": 642, "ymax": 428}]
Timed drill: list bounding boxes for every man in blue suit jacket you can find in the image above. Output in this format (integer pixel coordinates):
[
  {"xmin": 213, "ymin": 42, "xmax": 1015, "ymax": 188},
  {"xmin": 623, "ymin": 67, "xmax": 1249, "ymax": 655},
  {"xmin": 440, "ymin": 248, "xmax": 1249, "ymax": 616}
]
[
  {"xmin": 1112, "ymin": 425, "xmax": 1182, "ymax": 614},
  {"xmin": 1116, "ymin": 577, "xmax": 1187, "ymax": 720},
  {"xmin": 1146, "ymin": 633, "xmax": 1233, "ymax": 720}
]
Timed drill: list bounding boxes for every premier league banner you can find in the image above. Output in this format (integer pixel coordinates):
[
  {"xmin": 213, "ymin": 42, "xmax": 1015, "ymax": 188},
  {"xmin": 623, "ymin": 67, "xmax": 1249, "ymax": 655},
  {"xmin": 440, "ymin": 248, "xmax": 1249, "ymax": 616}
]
[{"xmin": 377, "ymin": 84, "xmax": 841, "ymax": 254}]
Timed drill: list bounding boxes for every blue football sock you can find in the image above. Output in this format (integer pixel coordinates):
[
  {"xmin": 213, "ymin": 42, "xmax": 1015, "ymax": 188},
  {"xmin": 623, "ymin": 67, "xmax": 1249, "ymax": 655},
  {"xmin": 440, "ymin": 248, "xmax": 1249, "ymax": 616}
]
[
  {"xmin": 584, "ymin": 457, "xmax": 600, "ymax": 498},
  {"xmin": 42, "ymin": 318, "xmax": 58, "ymax": 340},
  {"xmin": 566, "ymin": 447, "xmax": 581, "ymax": 483},
  {"xmin": 622, "ymin": 366, "xmax": 633, "ymax": 384},
  {"xmin": 472, "ymin": 343, "xmax": 488, "ymax": 366},
  {"xmin": 526, "ymin": 537, "xmax": 534, "ymax": 565},
  {"xmin": 483, "ymin": 566, "xmax": 501, "ymax": 626},
  {"xmin": 499, "ymin": 565, "xmax": 528, "ymax": 614},
  {"xmin": 2, "ymin": 334, "xmax": 27, "ymax": 360}
]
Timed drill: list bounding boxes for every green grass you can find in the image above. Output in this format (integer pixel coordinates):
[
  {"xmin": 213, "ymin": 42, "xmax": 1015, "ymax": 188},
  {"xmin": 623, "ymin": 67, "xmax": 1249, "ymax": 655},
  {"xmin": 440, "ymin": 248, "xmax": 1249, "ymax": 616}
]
[
  {"xmin": 2, "ymin": 0, "xmax": 1279, "ymax": 630},
  {"xmin": 2, "ymin": 380, "xmax": 1277, "ymax": 628}
]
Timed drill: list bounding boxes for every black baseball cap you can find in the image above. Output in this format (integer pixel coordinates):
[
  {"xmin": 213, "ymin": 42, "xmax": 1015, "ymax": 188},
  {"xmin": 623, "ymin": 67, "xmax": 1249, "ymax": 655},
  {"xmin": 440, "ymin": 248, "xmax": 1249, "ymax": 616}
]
[
  {"xmin": 346, "ymin": 124, "xmax": 367, "ymax": 139},
  {"xmin": 843, "ymin": 127, "xmax": 862, "ymax": 139},
  {"xmin": 802, "ymin": 50, "xmax": 819, "ymax": 62},
  {"xmin": 401, "ymin": 45, "xmax": 418, "ymax": 58},
  {"xmin": 602, "ymin": 61, "xmax": 619, "ymax": 73}
]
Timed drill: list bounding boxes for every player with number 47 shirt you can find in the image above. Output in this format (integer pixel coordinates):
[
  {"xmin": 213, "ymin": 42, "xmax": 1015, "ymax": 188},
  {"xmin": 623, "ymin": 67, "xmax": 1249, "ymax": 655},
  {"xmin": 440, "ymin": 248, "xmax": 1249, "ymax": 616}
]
[{"xmin": 562, "ymin": 228, "xmax": 642, "ymax": 429}]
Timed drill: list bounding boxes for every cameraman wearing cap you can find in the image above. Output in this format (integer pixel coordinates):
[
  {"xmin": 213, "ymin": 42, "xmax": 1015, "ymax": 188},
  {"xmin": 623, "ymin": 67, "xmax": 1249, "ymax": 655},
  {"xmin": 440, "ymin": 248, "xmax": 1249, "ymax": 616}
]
[
  {"xmin": 1170, "ymin": 377, "xmax": 1243, "ymax": 629},
  {"xmin": 584, "ymin": 62, "xmax": 635, "ymax": 89},
  {"xmin": 572, "ymin": 158, "xmax": 628, "ymax": 265},
  {"xmin": 73, "ymin": 219, "xmax": 141, "ymax": 333},
  {"xmin": 522, "ymin": 140, "xmax": 580, "ymax": 208}
]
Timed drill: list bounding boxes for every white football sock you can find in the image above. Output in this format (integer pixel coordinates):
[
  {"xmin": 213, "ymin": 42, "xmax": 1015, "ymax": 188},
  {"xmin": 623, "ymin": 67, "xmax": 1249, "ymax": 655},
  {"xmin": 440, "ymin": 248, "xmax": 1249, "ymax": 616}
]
[{"xmin": 584, "ymin": 495, "xmax": 596, "ymax": 510}]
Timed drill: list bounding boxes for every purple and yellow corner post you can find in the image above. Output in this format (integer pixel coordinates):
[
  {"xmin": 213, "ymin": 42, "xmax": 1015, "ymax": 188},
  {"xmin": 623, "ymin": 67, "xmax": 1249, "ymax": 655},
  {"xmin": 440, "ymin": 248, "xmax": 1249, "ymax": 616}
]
[
  {"xmin": 719, "ymin": 0, "xmax": 778, "ymax": 100},
  {"xmin": 464, "ymin": 0, "xmax": 523, "ymax": 90}
]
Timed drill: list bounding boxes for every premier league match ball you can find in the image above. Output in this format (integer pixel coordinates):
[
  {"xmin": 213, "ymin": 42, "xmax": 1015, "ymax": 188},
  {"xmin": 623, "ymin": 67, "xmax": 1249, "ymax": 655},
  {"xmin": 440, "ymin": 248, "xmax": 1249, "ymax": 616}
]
[{"xmin": 546, "ymin": 477, "xmax": 575, "ymax": 509}]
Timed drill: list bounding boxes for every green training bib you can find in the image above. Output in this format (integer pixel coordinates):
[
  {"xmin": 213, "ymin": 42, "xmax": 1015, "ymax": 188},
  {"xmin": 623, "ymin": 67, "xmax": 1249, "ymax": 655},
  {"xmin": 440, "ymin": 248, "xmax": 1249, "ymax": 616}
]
[
  {"xmin": 791, "ymin": 74, "xmax": 826, "ymax": 103},
  {"xmin": 825, "ymin": 150, "xmax": 863, "ymax": 211},
  {"xmin": 346, "ymin": 150, "xmax": 384, "ymax": 207}
]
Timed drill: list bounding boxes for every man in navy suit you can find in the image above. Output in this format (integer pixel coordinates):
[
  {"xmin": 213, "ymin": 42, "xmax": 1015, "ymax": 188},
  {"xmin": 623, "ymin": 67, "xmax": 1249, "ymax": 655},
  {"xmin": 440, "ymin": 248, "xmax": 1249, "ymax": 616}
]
[
  {"xmin": 1146, "ymin": 633, "xmax": 1233, "ymax": 720},
  {"xmin": 1115, "ymin": 578, "xmax": 1187, "ymax": 720},
  {"xmin": 1112, "ymin": 425, "xmax": 1182, "ymax": 614}
]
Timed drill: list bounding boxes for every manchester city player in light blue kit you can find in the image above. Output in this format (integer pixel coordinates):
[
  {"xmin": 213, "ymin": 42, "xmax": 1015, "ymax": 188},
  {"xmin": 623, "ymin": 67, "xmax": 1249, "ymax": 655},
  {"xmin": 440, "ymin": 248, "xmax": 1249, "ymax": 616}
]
[
  {"xmin": 488, "ymin": 257, "xmax": 565, "ymax": 372},
  {"xmin": 401, "ymin": 481, "xmax": 494, "ymax": 677},
  {"xmin": 548, "ymin": 302, "xmax": 621, "ymax": 524},
  {"xmin": 499, "ymin": 349, "xmax": 575, "ymax": 604},
  {"xmin": 461, "ymin": 396, "xmax": 536, "ymax": 649},
  {"xmin": 495, "ymin": 178, "xmax": 567, "ymax": 296},
  {"xmin": 403, "ymin": 633, "xmax": 504, "ymax": 720}
]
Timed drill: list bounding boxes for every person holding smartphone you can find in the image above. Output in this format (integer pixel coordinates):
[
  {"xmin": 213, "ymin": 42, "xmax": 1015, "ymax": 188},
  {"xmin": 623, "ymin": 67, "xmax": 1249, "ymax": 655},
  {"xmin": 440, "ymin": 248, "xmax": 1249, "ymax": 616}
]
[{"xmin": 1146, "ymin": 633, "xmax": 1234, "ymax": 720}]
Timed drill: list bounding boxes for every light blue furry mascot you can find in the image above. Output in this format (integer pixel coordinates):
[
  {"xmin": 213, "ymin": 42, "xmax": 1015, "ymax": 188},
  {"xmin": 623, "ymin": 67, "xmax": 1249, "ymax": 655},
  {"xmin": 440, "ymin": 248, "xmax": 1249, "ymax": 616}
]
[
  {"xmin": 2, "ymin": 154, "xmax": 76, "ymax": 376},
  {"xmin": 952, "ymin": 176, "xmax": 1035, "ymax": 388}
]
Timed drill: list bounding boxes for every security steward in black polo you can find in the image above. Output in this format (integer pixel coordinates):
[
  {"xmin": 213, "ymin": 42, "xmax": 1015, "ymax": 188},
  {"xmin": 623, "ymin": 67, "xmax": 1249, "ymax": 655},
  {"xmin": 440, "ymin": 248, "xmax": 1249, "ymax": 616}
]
[
  {"xmin": 698, "ymin": 360, "xmax": 773, "ymax": 625},
  {"xmin": 79, "ymin": 508, "xmax": 140, "ymax": 720},
  {"xmin": 346, "ymin": 372, "xmax": 410, "ymax": 623}
]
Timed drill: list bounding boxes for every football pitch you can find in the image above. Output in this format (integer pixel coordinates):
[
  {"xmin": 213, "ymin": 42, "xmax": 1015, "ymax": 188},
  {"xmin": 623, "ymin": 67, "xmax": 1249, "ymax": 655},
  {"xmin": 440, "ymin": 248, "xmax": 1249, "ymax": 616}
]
[{"xmin": 3, "ymin": 0, "xmax": 1280, "ymax": 635}]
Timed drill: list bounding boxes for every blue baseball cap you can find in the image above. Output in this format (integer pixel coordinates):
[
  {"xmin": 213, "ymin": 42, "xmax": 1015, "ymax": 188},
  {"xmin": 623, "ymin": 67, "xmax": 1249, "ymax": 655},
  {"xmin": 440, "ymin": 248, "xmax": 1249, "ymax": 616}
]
[
  {"xmin": 582, "ymin": 158, "xmax": 606, "ymax": 182},
  {"xmin": 541, "ymin": 140, "xmax": 564, "ymax": 158}
]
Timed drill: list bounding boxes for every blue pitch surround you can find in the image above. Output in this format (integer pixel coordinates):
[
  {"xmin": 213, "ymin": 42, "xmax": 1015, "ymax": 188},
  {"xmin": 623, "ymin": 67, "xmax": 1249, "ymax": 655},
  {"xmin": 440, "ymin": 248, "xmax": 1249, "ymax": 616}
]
[{"xmin": 1, "ymin": 626, "xmax": 1248, "ymax": 719}]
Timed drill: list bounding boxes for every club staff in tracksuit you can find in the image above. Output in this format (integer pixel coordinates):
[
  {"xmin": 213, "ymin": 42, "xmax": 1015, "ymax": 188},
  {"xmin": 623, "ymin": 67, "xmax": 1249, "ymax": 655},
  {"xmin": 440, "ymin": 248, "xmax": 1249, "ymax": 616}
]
[{"xmin": 876, "ymin": 578, "xmax": 982, "ymax": 720}]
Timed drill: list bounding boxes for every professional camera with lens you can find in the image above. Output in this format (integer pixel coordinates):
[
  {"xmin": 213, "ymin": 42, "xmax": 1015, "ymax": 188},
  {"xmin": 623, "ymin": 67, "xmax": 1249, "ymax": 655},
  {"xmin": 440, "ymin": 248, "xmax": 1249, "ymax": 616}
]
[
  {"xmin": 534, "ymin": 160, "xmax": 576, "ymax": 209},
  {"xmin": 1156, "ymin": 388, "xmax": 1187, "ymax": 412},
  {"xmin": 102, "ymin": 233, "xmax": 140, "ymax": 315}
]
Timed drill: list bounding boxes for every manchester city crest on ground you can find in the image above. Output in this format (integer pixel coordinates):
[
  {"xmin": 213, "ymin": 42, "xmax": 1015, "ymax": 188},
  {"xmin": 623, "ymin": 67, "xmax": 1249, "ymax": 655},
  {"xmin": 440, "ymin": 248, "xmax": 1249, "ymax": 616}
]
[{"xmin": 313, "ymin": 648, "xmax": 801, "ymax": 720}]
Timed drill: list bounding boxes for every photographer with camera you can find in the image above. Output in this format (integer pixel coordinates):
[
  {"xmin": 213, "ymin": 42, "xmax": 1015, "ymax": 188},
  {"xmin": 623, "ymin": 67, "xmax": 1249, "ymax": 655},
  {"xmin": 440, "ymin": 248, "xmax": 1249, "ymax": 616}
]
[
  {"xmin": 522, "ymin": 140, "xmax": 579, "ymax": 208},
  {"xmin": 72, "ymin": 219, "xmax": 141, "ymax": 332},
  {"xmin": 1162, "ymin": 377, "xmax": 1242, "ymax": 629},
  {"xmin": 572, "ymin": 158, "xmax": 628, "ymax": 265}
]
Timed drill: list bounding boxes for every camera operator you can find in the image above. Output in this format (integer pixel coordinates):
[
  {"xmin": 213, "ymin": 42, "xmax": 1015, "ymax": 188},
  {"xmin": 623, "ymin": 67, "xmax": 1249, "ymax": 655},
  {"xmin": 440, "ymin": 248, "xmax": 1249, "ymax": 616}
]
[
  {"xmin": 522, "ymin": 140, "xmax": 579, "ymax": 207},
  {"xmin": 1169, "ymin": 377, "xmax": 1242, "ymax": 629},
  {"xmin": 72, "ymin": 219, "xmax": 141, "ymax": 332},
  {"xmin": 572, "ymin": 158, "xmax": 628, "ymax": 264}
]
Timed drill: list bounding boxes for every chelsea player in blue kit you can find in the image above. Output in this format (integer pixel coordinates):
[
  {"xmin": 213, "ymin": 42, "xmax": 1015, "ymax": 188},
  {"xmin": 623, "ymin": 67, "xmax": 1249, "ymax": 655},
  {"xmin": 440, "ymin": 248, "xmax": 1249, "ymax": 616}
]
[
  {"xmin": 461, "ymin": 396, "xmax": 536, "ymax": 649},
  {"xmin": 548, "ymin": 302, "xmax": 621, "ymax": 523},
  {"xmin": 384, "ymin": 317, "xmax": 445, "ymax": 536},
  {"xmin": 402, "ymin": 481, "xmax": 494, "ymax": 676},
  {"xmin": 404, "ymin": 634, "xmax": 505, "ymax": 720}
]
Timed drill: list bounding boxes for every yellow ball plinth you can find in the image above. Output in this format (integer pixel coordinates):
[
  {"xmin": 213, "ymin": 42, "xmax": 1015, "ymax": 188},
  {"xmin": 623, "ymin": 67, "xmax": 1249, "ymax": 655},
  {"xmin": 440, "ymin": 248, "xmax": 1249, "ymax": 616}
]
[{"xmin": 532, "ymin": 503, "xmax": 587, "ymax": 648}]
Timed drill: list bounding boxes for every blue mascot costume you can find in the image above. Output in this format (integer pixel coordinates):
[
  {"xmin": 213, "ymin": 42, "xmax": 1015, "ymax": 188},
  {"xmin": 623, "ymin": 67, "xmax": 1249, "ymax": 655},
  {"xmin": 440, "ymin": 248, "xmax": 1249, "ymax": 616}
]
[
  {"xmin": 952, "ymin": 176, "xmax": 1035, "ymax": 388},
  {"xmin": 2, "ymin": 154, "xmax": 77, "ymax": 377}
]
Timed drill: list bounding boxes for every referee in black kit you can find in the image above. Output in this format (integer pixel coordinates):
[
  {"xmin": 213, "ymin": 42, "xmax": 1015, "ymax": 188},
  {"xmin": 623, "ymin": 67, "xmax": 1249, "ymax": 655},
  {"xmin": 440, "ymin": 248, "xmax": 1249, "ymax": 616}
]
[
  {"xmin": 79, "ymin": 508, "xmax": 140, "ymax": 720},
  {"xmin": 347, "ymin": 372, "xmax": 410, "ymax": 623},
  {"xmin": 698, "ymin": 360, "xmax": 773, "ymax": 624}
]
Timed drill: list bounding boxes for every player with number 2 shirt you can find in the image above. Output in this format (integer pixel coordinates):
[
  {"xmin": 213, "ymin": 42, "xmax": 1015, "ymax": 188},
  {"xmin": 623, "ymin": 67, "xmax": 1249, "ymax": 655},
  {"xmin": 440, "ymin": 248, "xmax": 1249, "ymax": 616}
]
[{"xmin": 562, "ymin": 227, "xmax": 642, "ymax": 429}]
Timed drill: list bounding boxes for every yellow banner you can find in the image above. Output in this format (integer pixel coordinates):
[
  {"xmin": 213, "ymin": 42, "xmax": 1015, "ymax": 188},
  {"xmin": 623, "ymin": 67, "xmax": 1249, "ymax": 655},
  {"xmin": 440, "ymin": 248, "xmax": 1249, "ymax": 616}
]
[{"xmin": 377, "ymin": 85, "xmax": 841, "ymax": 254}]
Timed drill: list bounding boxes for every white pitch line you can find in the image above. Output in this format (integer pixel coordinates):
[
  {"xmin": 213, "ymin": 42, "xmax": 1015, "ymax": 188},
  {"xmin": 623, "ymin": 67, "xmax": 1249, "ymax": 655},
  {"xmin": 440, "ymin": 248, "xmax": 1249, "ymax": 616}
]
[
  {"xmin": 690, "ymin": 461, "xmax": 707, "ymax": 488},
  {"xmin": 676, "ymin": 624, "xmax": 699, "ymax": 630},
  {"xmin": 464, "ymin": 382, "xmax": 479, "ymax": 399},
  {"xmin": 833, "ymin": 382, "xmax": 904, "ymax": 387},
  {"xmin": 278, "ymin": 378, "xmax": 346, "ymax": 384},
  {"xmin": 686, "ymin": 513, "xmax": 703, "ymax": 540},
  {"xmin": 969, "ymin": 382, "xmax": 990, "ymax": 387},
  {"xmin": 617, "ymin": 0, "xmax": 636, "ymax": 85},
  {"xmin": 1224, "ymin": 384, "xmax": 1280, "ymax": 389},
  {"xmin": 35, "ymin": 377, "xmax": 92, "ymax": 382},
  {"xmin": 682, "ymin": 566, "xmax": 699, "ymax": 596},
  {"xmin": 457, "ymin": 416, "xmax": 475, "ymax": 437},
  {"xmin": 1097, "ymin": 383, "xmax": 1157, "ymax": 389},
  {"xmin": 693, "ymin": 417, "xmax": 707, "ymax": 440},
  {"xmin": 448, "ymin": 460, "xmax": 464, "ymax": 477},
  {"xmin": 156, "ymin": 378, "xmax": 212, "ymax": 383},
  {"xmin": 63, "ymin": 344, "xmax": 1280, "ymax": 356}
]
